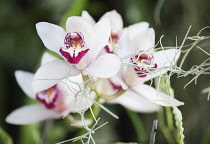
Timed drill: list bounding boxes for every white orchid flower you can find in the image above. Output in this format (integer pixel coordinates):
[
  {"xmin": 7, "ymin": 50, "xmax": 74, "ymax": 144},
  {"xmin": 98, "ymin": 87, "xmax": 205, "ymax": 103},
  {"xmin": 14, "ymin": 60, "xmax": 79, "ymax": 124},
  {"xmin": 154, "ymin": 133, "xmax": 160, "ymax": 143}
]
[
  {"xmin": 117, "ymin": 27, "xmax": 183, "ymax": 106},
  {"xmin": 82, "ymin": 10, "xmax": 123, "ymax": 54},
  {"xmin": 6, "ymin": 53, "xmax": 93, "ymax": 125},
  {"xmin": 33, "ymin": 15, "xmax": 121, "ymax": 93},
  {"xmin": 83, "ymin": 10, "xmax": 183, "ymax": 107},
  {"xmin": 82, "ymin": 10, "xmax": 183, "ymax": 107}
]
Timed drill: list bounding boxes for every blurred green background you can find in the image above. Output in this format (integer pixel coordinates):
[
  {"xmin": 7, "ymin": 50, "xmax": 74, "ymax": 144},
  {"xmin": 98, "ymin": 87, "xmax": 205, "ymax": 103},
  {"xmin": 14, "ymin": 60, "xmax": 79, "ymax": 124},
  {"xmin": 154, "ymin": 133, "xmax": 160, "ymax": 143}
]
[{"xmin": 1, "ymin": 0, "xmax": 210, "ymax": 144}]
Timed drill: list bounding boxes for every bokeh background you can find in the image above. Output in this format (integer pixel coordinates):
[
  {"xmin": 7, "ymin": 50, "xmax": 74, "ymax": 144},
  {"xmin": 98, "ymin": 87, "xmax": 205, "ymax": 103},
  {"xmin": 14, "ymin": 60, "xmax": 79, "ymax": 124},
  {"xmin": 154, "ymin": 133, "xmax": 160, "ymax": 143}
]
[{"xmin": 1, "ymin": 0, "xmax": 210, "ymax": 144}]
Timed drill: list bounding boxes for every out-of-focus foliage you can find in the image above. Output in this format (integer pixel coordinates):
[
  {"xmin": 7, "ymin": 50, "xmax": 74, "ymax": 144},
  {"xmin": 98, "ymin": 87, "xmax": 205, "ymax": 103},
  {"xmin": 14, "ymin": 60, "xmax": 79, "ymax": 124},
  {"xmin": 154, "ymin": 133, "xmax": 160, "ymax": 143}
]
[{"xmin": 0, "ymin": 126, "xmax": 13, "ymax": 144}]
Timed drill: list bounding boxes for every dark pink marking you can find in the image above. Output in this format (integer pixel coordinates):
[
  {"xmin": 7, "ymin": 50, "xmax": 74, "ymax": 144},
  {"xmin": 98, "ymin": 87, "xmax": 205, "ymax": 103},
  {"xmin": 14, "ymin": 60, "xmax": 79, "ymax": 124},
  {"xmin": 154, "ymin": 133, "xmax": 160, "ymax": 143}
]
[
  {"xmin": 60, "ymin": 49, "xmax": 89, "ymax": 65},
  {"xmin": 131, "ymin": 52, "xmax": 157, "ymax": 78},
  {"xmin": 111, "ymin": 33, "xmax": 120, "ymax": 43},
  {"xmin": 108, "ymin": 79, "xmax": 122, "ymax": 92},
  {"xmin": 36, "ymin": 85, "xmax": 59, "ymax": 109},
  {"xmin": 134, "ymin": 63, "xmax": 157, "ymax": 77},
  {"xmin": 104, "ymin": 45, "xmax": 113, "ymax": 54},
  {"xmin": 104, "ymin": 33, "xmax": 120, "ymax": 54}
]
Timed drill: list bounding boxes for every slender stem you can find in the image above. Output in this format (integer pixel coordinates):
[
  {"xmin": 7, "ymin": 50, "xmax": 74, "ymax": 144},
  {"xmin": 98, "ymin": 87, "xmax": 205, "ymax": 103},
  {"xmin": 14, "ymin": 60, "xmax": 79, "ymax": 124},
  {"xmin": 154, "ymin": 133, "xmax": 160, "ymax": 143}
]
[
  {"xmin": 179, "ymin": 40, "xmax": 200, "ymax": 70},
  {"xmin": 157, "ymin": 108, "xmax": 176, "ymax": 144},
  {"xmin": 166, "ymin": 107, "xmax": 174, "ymax": 131},
  {"xmin": 149, "ymin": 120, "xmax": 158, "ymax": 144},
  {"xmin": 125, "ymin": 108, "xmax": 147, "ymax": 143},
  {"xmin": 201, "ymin": 124, "xmax": 210, "ymax": 144},
  {"xmin": 42, "ymin": 120, "xmax": 53, "ymax": 144}
]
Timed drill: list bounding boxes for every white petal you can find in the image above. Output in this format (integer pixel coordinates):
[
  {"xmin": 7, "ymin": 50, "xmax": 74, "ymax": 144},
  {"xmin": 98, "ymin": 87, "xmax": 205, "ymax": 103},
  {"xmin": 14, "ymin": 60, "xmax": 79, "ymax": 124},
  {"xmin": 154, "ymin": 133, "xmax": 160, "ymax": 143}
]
[
  {"xmin": 128, "ymin": 22, "xmax": 149, "ymax": 40},
  {"xmin": 33, "ymin": 60, "xmax": 80, "ymax": 93},
  {"xmin": 36, "ymin": 22, "xmax": 66, "ymax": 53},
  {"xmin": 117, "ymin": 75, "xmax": 129, "ymax": 90},
  {"xmin": 41, "ymin": 52, "xmax": 58, "ymax": 66},
  {"xmin": 118, "ymin": 28, "xmax": 133, "ymax": 60},
  {"xmin": 60, "ymin": 74, "xmax": 84, "ymax": 94},
  {"xmin": 69, "ymin": 92, "xmax": 94, "ymax": 113},
  {"xmin": 15, "ymin": 70, "xmax": 35, "ymax": 99},
  {"xmin": 131, "ymin": 83, "xmax": 184, "ymax": 106},
  {"xmin": 138, "ymin": 69, "xmax": 168, "ymax": 83},
  {"xmin": 100, "ymin": 10, "xmax": 123, "ymax": 32},
  {"xmin": 108, "ymin": 90, "xmax": 159, "ymax": 113},
  {"xmin": 82, "ymin": 54, "xmax": 121, "ymax": 78},
  {"xmin": 154, "ymin": 49, "xmax": 181, "ymax": 68},
  {"xmin": 81, "ymin": 11, "xmax": 96, "ymax": 26},
  {"xmin": 61, "ymin": 91, "xmax": 95, "ymax": 116},
  {"xmin": 202, "ymin": 87, "xmax": 210, "ymax": 94},
  {"xmin": 95, "ymin": 78, "xmax": 118, "ymax": 96},
  {"xmin": 87, "ymin": 18, "xmax": 111, "ymax": 63},
  {"xmin": 6, "ymin": 104, "xmax": 61, "ymax": 125},
  {"xmin": 134, "ymin": 28, "xmax": 155, "ymax": 52},
  {"xmin": 66, "ymin": 16, "xmax": 93, "ymax": 44}
]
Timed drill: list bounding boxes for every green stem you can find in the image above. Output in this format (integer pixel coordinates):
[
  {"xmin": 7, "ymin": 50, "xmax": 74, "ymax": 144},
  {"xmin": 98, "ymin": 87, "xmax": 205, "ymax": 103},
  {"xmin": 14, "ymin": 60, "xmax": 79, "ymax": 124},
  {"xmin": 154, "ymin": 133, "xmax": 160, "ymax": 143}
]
[
  {"xmin": 201, "ymin": 124, "xmax": 210, "ymax": 144},
  {"xmin": 0, "ymin": 126, "xmax": 13, "ymax": 144},
  {"xmin": 166, "ymin": 107, "xmax": 174, "ymax": 131},
  {"xmin": 157, "ymin": 108, "xmax": 176, "ymax": 144},
  {"xmin": 125, "ymin": 108, "xmax": 147, "ymax": 143}
]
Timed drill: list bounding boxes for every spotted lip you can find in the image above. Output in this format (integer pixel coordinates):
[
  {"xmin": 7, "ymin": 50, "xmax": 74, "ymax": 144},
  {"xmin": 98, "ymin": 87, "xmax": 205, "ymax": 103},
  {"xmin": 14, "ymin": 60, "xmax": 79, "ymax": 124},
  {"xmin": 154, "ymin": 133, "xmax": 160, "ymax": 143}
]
[
  {"xmin": 64, "ymin": 32, "xmax": 85, "ymax": 48},
  {"xmin": 131, "ymin": 52, "xmax": 157, "ymax": 78},
  {"xmin": 60, "ymin": 32, "xmax": 89, "ymax": 65}
]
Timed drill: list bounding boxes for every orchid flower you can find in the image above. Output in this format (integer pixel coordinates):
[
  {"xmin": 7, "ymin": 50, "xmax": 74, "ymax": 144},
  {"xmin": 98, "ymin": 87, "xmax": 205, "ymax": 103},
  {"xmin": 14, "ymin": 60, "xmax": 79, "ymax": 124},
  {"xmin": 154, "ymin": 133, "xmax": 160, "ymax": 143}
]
[
  {"xmin": 33, "ymin": 15, "xmax": 121, "ymax": 93},
  {"xmin": 82, "ymin": 10, "xmax": 123, "ymax": 54},
  {"xmin": 6, "ymin": 53, "xmax": 93, "ymax": 125},
  {"xmin": 83, "ymin": 10, "xmax": 183, "ymax": 107},
  {"xmin": 117, "ymin": 27, "xmax": 183, "ymax": 106}
]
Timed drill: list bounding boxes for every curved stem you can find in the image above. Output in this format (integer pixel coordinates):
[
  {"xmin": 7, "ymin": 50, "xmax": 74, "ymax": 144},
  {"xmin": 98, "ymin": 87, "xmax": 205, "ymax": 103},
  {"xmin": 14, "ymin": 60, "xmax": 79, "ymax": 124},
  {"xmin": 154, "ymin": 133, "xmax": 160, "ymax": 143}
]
[{"xmin": 125, "ymin": 108, "xmax": 147, "ymax": 143}]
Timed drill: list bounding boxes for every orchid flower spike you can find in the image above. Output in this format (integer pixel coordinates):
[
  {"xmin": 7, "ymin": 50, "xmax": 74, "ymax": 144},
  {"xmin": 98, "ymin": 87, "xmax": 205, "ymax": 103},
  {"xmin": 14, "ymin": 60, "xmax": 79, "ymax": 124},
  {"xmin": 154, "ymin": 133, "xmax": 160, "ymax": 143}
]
[
  {"xmin": 33, "ymin": 15, "xmax": 121, "ymax": 93},
  {"xmin": 6, "ymin": 53, "xmax": 93, "ymax": 125}
]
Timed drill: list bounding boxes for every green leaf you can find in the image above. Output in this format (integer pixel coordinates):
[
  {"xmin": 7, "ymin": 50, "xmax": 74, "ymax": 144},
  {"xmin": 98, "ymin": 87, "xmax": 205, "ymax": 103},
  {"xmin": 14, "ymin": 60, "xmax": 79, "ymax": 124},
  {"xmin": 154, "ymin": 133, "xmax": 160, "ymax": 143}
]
[
  {"xmin": 0, "ymin": 126, "xmax": 13, "ymax": 144},
  {"xmin": 19, "ymin": 124, "xmax": 42, "ymax": 144},
  {"xmin": 202, "ymin": 124, "xmax": 210, "ymax": 144},
  {"xmin": 125, "ymin": 108, "xmax": 147, "ymax": 143}
]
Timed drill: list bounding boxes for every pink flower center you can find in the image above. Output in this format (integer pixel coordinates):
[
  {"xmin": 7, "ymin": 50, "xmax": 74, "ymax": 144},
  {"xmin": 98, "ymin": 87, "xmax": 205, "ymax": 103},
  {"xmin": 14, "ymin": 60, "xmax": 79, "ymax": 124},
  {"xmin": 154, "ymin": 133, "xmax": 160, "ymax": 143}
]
[
  {"xmin": 36, "ymin": 85, "xmax": 59, "ymax": 109},
  {"xmin": 108, "ymin": 78, "xmax": 122, "ymax": 94},
  {"xmin": 64, "ymin": 32, "xmax": 85, "ymax": 48},
  {"xmin": 36, "ymin": 84, "xmax": 72, "ymax": 113},
  {"xmin": 131, "ymin": 51, "xmax": 157, "ymax": 77},
  {"xmin": 104, "ymin": 32, "xmax": 120, "ymax": 53},
  {"xmin": 59, "ymin": 32, "xmax": 89, "ymax": 65}
]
